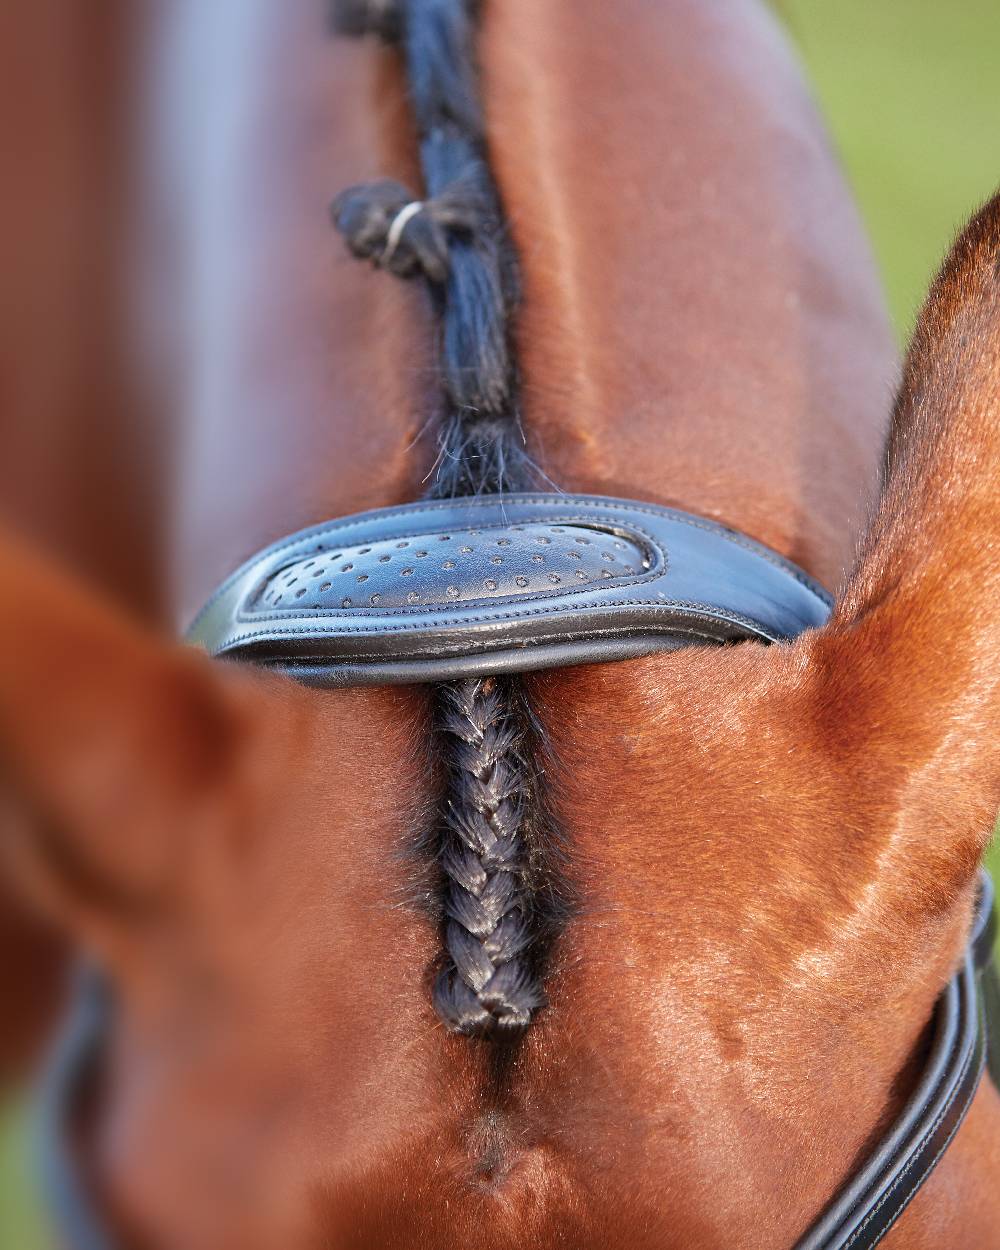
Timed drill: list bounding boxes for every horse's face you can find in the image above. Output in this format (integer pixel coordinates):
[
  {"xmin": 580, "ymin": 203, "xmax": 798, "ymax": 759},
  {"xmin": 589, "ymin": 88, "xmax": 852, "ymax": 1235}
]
[
  {"xmin": 6, "ymin": 555, "xmax": 991, "ymax": 1248},
  {"xmin": 0, "ymin": 619, "xmax": 749, "ymax": 1247}
]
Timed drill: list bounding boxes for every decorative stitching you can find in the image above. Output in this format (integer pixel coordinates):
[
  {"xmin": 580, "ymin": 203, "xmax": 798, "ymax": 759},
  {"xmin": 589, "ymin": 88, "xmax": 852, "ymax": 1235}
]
[
  {"xmin": 266, "ymin": 624, "xmax": 737, "ymax": 668},
  {"xmin": 211, "ymin": 598, "xmax": 782, "ymax": 653},
  {"xmin": 843, "ymin": 993, "xmax": 984, "ymax": 1249}
]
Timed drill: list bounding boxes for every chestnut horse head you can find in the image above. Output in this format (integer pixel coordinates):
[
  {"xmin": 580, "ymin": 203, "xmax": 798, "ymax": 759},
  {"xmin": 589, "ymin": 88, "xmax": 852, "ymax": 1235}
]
[{"xmin": 2, "ymin": 2, "xmax": 1000, "ymax": 1247}]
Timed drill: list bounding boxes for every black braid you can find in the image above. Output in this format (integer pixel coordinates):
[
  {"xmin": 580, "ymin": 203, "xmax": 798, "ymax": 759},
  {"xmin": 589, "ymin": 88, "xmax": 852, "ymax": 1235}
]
[
  {"xmin": 432, "ymin": 678, "xmax": 543, "ymax": 1035},
  {"xmin": 331, "ymin": 0, "xmax": 536, "ymax": 498},
  {"xmin": 332, "ymin": 0, "xmax": 565, "ymax": 1040}
]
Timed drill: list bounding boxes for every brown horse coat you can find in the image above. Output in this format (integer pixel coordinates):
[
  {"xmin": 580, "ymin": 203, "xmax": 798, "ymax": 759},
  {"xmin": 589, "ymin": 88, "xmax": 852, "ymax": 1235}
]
[{"xmin": 1, "ymin": 2, "xmax": 999, "ymax": 1246}]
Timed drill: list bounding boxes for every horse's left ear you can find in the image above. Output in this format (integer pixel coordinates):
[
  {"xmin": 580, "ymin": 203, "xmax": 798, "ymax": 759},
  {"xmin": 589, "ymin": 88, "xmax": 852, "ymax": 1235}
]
[
  {"xmin": 0, "ymin": 531, "xmax": 272, "ymax": 950},
  {"xmin": 800, "ymin": 193, "xmax": 1000, "ymax": 894}
]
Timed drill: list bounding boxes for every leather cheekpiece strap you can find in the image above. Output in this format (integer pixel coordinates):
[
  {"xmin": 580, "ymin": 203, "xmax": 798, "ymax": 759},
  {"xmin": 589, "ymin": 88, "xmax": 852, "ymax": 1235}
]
[
  {"xmin": 35, "ymin": 967, "xmax": 112, "ymax": 1250},
  {"xmin": 794, "ymin": 873, "xmax": 997, "ymax": 1250},
  {"xmin": 186, "ymin": 494, "xmax": 834, "ymax": 681}
]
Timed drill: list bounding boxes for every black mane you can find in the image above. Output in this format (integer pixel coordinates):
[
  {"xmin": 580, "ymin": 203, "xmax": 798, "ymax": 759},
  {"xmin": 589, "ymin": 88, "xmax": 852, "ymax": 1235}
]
[{"xmin": 331, "ymin": 0, "xmax": 569, "ymax": 1039}]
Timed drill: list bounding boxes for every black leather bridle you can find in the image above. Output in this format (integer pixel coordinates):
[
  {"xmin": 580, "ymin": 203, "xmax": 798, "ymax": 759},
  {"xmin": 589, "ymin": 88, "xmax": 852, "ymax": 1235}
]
[{"xmin": 38, "ymin": 493, "xmax": 1000, "ymax": 1250}]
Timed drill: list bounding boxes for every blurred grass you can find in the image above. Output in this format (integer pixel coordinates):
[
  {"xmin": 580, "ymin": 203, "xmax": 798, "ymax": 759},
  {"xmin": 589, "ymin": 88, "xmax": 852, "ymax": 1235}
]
[
  {"xmin": 0, "ymin": 1096, "xmax": 48, "ymax": 1248},
  {"xmin": 1, "ymin": 3, "xmax": 998, "ymax": 1245},
  {"xmin": 780, "ymin": 0, "xmax": 1000, "ymax": 337}
]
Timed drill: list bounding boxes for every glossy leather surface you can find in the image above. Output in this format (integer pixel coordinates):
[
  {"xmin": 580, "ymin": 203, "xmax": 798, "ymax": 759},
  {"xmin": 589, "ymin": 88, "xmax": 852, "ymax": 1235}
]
[
  {"xmin": 794, "ymin": 873, "xmax": 997, "ymax": 1249},
  {"xmin": 187, "ymin": 494, "xmax": 834, "ymax": 683},
  {"xmin": 254, "ymin": 522, "xmax": 649, "ymax": 610}
]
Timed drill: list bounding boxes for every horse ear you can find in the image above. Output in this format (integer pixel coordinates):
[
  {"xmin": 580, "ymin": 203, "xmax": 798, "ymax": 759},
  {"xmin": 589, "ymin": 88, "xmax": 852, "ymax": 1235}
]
[
  {"xmin": 0, "ymin": 532, "xmax": 270, "ymax": 951},
  {"xmin": 804, "ymin": 192, "xmax": 1000, "ymax": 890}
]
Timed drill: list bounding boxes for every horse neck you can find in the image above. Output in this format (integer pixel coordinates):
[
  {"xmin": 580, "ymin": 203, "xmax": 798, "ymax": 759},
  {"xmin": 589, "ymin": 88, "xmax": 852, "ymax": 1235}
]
[
  {"xmin": 161, "ymin": 0, "xmax": 894, "ymax": 629},
  {"xmin": 0, "ymin": 3, "xmax": 170, "ymax": 621},
  {"xmin": 152, "ymin": 0, "xmax": 434, "ymax": 629},
  {"xmin": 479, "ymin": 0, "xmax": 896, "ymax": 590}
]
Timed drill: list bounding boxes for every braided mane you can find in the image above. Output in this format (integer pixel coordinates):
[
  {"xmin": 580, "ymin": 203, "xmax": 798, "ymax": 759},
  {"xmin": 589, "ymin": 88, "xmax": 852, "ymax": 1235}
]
[{"xmin": 331, "ymin": 0, "xmax": 567, "ymax": 1039}]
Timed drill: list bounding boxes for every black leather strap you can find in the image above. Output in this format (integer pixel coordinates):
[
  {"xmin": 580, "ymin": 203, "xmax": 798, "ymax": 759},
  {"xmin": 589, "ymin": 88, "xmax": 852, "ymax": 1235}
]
[
  {"xmin": 795, "ymin": 874, "xmax": 996, "ymax": 1250},
  {"xmin": 186, "ymin": 494, "xmax": 833, "ymax": 682},
  {"xmin": 35, "ymin": 967, "xmax": 112, "ymax": 1250}
]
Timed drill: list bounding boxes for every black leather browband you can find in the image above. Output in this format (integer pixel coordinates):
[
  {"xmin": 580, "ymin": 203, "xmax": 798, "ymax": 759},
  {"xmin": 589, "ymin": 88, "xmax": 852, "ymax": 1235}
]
[{"xmin": 186, "ymin": 494, "xmax": 833, "ymax": 682}]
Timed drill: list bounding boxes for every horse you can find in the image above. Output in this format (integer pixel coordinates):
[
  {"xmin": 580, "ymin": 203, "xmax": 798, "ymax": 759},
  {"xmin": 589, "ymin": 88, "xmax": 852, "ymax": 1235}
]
[{"xmin": 2, "ymin": 1, "xmax": 999, "ymax": 1246}]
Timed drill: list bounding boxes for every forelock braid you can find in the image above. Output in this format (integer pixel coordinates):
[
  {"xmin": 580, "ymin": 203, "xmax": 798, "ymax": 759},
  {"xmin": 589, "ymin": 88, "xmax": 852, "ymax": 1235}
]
[
  {"xmin": 433, "ymin": 678, "xmax": 544, "ymax": 1035},
  {"xmin": 332, "ymin": 0, "xmax": 563, "ymax": 1040}
]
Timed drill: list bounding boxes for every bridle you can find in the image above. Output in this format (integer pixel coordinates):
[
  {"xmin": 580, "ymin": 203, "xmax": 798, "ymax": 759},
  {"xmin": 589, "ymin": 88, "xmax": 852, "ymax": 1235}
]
[
  {"xmin": 32, "ymin": 0, "xmax": 1000, "ymax": 1243},
  {"xmin": 38, "ymin": 491, "xmax": 1000, "ymax": 1250}
]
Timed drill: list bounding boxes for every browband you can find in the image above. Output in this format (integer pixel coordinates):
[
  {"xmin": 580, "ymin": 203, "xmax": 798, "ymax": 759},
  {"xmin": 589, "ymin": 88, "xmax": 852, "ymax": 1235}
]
[
  {"xmin": 186, "ymin": 493, "xmax": 833, "ymax": 682},
  {"xmin": 38, "ymin": 494, "xmax": 999, "ymax": 1250}
]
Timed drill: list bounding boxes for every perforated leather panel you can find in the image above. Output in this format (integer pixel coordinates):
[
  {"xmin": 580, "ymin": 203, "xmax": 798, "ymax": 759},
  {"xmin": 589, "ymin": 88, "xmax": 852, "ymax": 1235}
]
[{"xmin": 255, "ymin": 522, "xmax": 649, "ymax": 612}]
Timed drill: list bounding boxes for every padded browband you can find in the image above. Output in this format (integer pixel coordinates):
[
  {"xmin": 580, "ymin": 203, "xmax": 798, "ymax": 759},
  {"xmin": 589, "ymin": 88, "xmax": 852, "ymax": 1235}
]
[{"xmin": 187, "ymin": 494, "xmax": 833, "ymax": 682}]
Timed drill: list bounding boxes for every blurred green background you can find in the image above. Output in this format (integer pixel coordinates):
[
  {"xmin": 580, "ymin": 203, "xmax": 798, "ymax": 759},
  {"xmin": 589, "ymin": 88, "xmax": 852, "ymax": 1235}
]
[
  {"xmin": 779, "ymin": 0, "xmax": 999, "ymax": 336},
  {"xmin": 2, "ymin": 2, "xmax": 998, "ymax": 1246}
]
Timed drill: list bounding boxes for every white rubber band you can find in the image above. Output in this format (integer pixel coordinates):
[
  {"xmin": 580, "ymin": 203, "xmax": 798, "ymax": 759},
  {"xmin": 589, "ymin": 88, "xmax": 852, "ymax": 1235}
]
[{"xmin": 381, "ymin": 201, "xmax": 424, "ymax": 267}]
